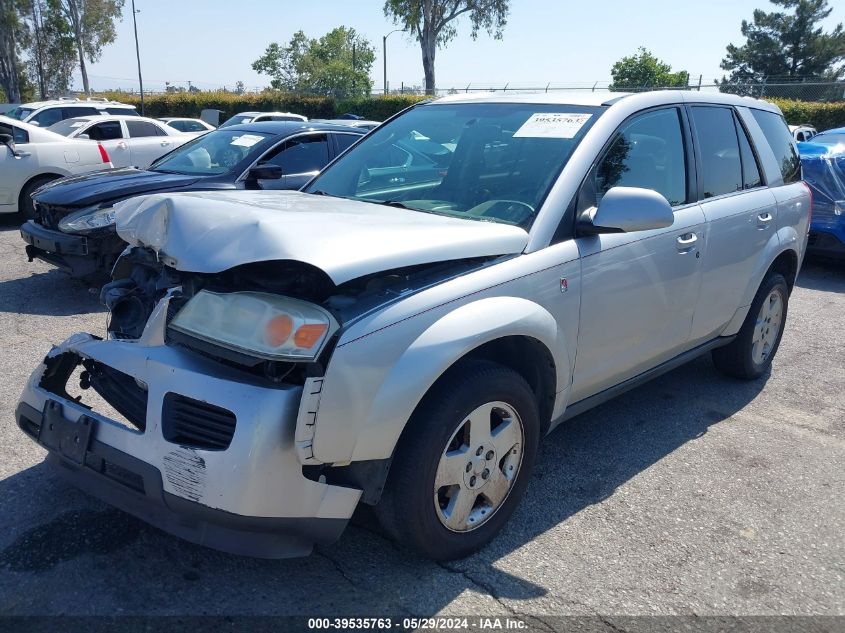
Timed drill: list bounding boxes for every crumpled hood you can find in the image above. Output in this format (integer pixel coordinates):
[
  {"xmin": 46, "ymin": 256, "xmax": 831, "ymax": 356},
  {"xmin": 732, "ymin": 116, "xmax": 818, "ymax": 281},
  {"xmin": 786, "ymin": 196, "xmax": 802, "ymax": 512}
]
[{"xmin": 114, "ymin": 190, "xmax": 529, "ymax": 285}]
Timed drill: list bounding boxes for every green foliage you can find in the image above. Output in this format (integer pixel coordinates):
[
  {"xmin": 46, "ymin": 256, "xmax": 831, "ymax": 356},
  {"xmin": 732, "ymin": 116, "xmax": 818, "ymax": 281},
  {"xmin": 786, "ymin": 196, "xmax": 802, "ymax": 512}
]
[
  {"xmin": 609, "ymin": 47, "xmax": 690, "ymax": 91},
  {"xmin": 93, "ymin": 91, "xmax": 427, "ymax": 122},
  {"xmin": 0, "ymin": 0, "xmax": 29, "ymax": 103},
  {"xmin": 252, "ymin": 27, "xmax": 375, "ymax": 97},
  {"xmin": 769, "ymin": 97, "xmax": 845, "ymax": 129},
  {"xmin": 720, "ymin": 0, "xmax": 845, "ymax": 89},
  {"xmin": 58, "ymin": 0, "xmax": 124, "ymax": 94},
  {"xmin": 384, "ymin": 0, "xmax": 509, "ymax": 93},
  {"xmin": 28, "ymin": 0, "xmax": 77, "ymax": 98}
]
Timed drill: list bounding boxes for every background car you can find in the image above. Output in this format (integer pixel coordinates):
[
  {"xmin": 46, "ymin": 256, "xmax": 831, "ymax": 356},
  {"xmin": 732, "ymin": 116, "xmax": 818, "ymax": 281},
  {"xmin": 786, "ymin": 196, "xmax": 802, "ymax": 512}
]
[
  {"xmin": 218, "ymin": 111, "xmax": 307, "ymax": 128},
  {"xmin": 47, "ymin": 115, "xmax": 192, "ymax": 169},
  {"xmin": 798, "ymin": 137, "xmax": 845, "ymax": 260},
  {"xmin": 789, "ymin": 124, "xmax": 818, "ymax": 142},
  {"xmin": 0, "ymin": 115, "xmax": 112, "ymax": 218},
  {"xmin": 311, "ymin": 118, "xmax": 381, "ymax": 131},
  {"xmin": 158, "ymin": 117, "xmax": 216, "ymax": 134},
  {"xmin": 4, "ymin": 97, "xmax": 138, "ymax": 128},
  {"xmin": 20, "ymin": 120, "xmax": 365, "ymax": 278}
]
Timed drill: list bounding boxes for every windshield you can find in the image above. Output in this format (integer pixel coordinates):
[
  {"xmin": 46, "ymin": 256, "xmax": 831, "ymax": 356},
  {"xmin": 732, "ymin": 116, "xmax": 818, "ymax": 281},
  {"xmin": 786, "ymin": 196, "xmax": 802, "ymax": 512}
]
[
  {"xmin": 219, "ymin": 114, "xmax": 256, "ymax": 128},
  {"xmin": 150, "ymin": 128, "xmax": 272, "ymax": 175},
  {"xmin": 47, "ymin": 118, "xmax": 90, "ymax": 137},
  {"xmin": 305, "ymin": 102, "xmax": 603, "ymax": 228},
  {"xmin": 6, "ymin": 107, "xmax": 34, "ymax": 121}
]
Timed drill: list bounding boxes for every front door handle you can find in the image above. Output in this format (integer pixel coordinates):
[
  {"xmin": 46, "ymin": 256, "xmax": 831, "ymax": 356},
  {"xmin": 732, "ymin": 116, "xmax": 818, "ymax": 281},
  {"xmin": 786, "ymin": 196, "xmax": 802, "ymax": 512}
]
[
  {"xmin": 757, "ymin": 211, "xmax": 773, "ymax": 228},
  {"xmin": 676, "ymin": 232, "xmax": 697, "ymax": 252},
  {"xmin": 117, "ymin": 141, "xmax": 127, "ymax": 149},
  {"xmin": 161, "ymin": 141, "xmax": 170, "ymax": 146}
]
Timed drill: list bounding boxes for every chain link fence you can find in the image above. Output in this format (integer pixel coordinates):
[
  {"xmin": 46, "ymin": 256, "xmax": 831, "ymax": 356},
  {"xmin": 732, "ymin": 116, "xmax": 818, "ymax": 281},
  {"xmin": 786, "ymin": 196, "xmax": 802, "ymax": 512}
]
[{"xmin": 371, "ymin": 80, "xmax": 845, "ymax": 102}]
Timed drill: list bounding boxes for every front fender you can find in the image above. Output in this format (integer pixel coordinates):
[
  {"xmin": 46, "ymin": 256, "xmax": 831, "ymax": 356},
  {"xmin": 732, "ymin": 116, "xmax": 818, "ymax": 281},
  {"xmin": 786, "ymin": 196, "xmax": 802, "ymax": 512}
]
[{"xmin": 311, "ymin": 296, "xmax": 564, "ymax": 465}]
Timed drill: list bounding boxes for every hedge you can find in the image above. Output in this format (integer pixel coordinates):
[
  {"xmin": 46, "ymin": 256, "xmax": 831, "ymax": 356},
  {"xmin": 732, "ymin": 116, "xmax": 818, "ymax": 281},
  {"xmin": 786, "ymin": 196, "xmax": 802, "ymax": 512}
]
[
  {"xmin": 95, "ymin": 90, "xmax": 428, "ymax": 122},
  {"xmin": 768, "ymin": 98, "xmax": 845, "ymax": 131}
]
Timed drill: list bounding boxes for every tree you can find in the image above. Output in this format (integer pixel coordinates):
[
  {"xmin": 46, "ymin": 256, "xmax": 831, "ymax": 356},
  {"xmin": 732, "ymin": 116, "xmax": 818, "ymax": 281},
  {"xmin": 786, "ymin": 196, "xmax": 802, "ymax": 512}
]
[
  {"xmin": 58, "ymin": 0, "xmax": 124, "ymax": 95},
  {"xmin": 252, "ymin": 27, "xmax": 374, "ymax": 97},
  {"xmin": 27, "ymin": 0, "xmax": 77, "ymax": 98},
  {"xmin": 609, "ymin": 47, "xmax": 690, "ymax": 91},
  {"xmin": 0, "ymin": 0, "xmax": 28, "ymax": 103},
  {"xmin": 720, "ymin": 0, "xmax": 845, "ymax": 87},
  {"xmin": 384, "ymin": 0, "xmax": 509, "ymax": 94}
]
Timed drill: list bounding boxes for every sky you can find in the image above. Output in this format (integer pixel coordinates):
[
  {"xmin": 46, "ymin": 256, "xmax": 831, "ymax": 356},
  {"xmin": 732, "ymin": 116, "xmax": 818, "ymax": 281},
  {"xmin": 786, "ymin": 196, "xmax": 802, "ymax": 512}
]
[{"xmin": 73, "ymin": 0, "xmax": 845, "ymax": 94}]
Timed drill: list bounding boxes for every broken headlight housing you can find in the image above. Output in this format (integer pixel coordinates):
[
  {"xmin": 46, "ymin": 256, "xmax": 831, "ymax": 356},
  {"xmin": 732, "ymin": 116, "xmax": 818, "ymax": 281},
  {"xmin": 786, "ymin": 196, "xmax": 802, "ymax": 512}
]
[
  {"xmin": 169, "ymin": 291, "xmax": 338, "ymax": 361},
  {"xmin": 58, "ymin": 204, "xmax": 116, "ymax": 234}
]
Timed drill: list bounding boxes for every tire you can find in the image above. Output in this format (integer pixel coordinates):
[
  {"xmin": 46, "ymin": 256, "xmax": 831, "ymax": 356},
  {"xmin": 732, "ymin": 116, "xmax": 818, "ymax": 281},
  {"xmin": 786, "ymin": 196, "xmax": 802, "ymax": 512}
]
[
  {"xmin": 712, "ymin": 272, "xmax": 789, "ymax": 380},
  {"xmin": 375, "ymin": 360, "xmax": 540, "ymax": 560},
  {"xmin": 18, "ymin": 175, "xmax": 58, "ymax": 220}
]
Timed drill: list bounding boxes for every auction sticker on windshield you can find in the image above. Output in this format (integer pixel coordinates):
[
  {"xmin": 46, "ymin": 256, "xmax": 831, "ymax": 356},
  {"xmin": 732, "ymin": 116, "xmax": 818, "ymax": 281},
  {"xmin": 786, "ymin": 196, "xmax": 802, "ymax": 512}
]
[
  {"xmin": 513, "ymin": 112, "xmax": 592, "ymax": 139},
  {"xmin": 230, "ymin": 134, "xmax": 264, "ymax": 147}
]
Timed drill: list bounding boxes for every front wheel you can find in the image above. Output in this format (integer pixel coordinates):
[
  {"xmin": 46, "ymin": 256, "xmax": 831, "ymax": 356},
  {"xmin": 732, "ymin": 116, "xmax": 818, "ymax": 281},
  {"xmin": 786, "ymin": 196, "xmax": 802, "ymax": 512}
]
[
  {"xmin": 375, "ymin": 360, "xmax": 540, "ymax": 560},
  {"xmin": 712, "ymin": 272, "xmax": 789, "ymax": 379},
  {"xmin": 18, "ymin": 175, "xmax": 58, "ymax": 220}
]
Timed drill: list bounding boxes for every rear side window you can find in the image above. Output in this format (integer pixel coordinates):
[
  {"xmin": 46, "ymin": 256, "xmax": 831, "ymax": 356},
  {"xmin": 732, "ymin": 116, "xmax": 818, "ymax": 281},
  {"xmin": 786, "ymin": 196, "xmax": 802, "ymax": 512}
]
[
  {"xmin": 64, "ymin": 106, "xmax": 99, "ymax": 117},
  {"xmin": 750, "ymin": 109, "xmax": 800, "ymax": 184},
  {"xmin": 333, "ymin": 133, "xmax": 360, "ymax": 154},
  {"xmin": 87, "ymin": 121, "xmax": 123, "ymax": 141},
  {"xmin": 596, "ymin": 107, "xmax": 687, "ymax": 206},
  {"xmin": 107, "ymin": 107, "xmax": 139, "ymax": 116},
  {"xmin": 736, "ymin": 116, "xmax": 762, "ymax": 189},
  {"xmin": 690, "ymin": 106, "xmax": 742, "ymax": 198},
  {"xmin": 127, "ymin": 120, "xmax": 166, "ymax": 137}
]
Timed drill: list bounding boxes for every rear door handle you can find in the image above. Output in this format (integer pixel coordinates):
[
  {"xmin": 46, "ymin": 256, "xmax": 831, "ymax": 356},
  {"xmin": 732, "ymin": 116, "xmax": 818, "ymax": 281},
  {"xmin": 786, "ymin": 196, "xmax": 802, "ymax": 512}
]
[
  {"xmin": 757, "ymin": 211, "xmax": 773, "ymax": 228},
  {"xmin": 676, "ymin": 232, "xmax": 697, "ymax": 252},
  {"xmin": 161, "ymin": 141, "xmax": 170, "ymax": 146}
]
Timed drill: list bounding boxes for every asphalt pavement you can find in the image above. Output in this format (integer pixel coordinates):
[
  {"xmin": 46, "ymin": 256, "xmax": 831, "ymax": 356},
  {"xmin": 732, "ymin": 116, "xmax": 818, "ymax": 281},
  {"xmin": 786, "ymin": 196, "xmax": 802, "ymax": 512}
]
[{"xmin": 0, "ymin": 216, "xmax": 842, "ymax": 619}]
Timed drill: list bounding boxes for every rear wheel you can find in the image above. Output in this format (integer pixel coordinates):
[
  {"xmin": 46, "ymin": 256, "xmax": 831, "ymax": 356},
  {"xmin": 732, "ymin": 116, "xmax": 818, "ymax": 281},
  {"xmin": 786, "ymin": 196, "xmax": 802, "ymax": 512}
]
[
  {"xmin": 712, "ymin": 272, "xmax": 789, "ymax": 379},
  {"xmin": 18, "ymin": 175, "xmax": 58, "ymax": 220},
  {"xmin": 375, "ymin": 360, "xmax": 540, "ymax": 560}
]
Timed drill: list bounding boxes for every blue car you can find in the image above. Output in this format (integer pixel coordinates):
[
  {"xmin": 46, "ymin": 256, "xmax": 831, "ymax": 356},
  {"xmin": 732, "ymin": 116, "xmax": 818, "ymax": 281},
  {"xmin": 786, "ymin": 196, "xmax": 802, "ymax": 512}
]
[{"xmin": 798, "ymin": 127, "xmax": 845, "ymax": 260}]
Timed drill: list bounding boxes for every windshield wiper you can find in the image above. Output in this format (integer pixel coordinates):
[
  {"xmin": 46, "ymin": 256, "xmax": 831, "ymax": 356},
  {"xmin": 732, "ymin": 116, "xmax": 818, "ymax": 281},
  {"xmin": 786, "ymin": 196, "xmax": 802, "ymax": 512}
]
[{"xmin": 374, "ymin": 199, "xmax": 414, "ymax": 210}]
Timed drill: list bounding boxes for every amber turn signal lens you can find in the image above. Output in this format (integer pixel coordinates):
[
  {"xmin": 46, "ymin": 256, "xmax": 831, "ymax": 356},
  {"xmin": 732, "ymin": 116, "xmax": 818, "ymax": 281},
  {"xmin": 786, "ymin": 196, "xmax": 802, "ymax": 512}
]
[
  {"xmin": 265, "ymin": 314, "xmax": 293, "ymax": 347},
  {"xmin": 294, "ymin": 323, "xmax": 328, "ymax": 349}
]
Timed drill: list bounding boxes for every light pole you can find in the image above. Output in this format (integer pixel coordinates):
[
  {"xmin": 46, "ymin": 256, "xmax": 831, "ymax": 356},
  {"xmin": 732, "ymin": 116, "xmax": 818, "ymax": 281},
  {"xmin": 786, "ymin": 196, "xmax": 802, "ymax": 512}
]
[
  {"xmin": 382, "ymin": 29, "xmax": 404, "ymax": 95},
  {"xmin": 131, "ymin": 0, "xmax": 144, "ymax": 115}
]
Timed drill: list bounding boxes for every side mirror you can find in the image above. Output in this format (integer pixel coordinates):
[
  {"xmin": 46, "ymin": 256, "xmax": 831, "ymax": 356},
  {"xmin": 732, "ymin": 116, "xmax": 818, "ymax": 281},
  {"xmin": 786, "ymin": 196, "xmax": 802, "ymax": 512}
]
[
  {"xmin": 0, "ymin": 133, "xmax": 16, "ymax": 155},
  {"xmin": 579, "ymin": 186, "xmax": 674, "ymax": 234},
  {"xmin": 247, "ymin": 164, "xmax": 283, "ymax": 180},
  {"xmin": 77, "ymin": 133, "xmax": 91, "ymax": 140}
]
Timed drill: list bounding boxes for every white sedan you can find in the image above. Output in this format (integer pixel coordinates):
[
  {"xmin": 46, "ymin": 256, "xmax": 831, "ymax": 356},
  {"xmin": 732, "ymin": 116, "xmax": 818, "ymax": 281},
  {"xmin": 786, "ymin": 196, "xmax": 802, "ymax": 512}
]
[
  {"xmin": 47, "ymin": 115, "xmax": 191, "ymax": 169},
  {"xmin": 158, "ymin": 117, "xmax": 215, "ymax": 134},
  {"xmin": 0, "ymin": 115, "xmax": 113, "ymax": 218}
]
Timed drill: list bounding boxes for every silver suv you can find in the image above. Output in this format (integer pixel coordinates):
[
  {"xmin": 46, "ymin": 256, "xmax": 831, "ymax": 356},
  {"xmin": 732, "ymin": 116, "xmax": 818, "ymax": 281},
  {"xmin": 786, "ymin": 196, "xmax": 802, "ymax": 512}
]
[{"xmin": 16, "ymin": 91, "xmax": 810, "ymax": 560}]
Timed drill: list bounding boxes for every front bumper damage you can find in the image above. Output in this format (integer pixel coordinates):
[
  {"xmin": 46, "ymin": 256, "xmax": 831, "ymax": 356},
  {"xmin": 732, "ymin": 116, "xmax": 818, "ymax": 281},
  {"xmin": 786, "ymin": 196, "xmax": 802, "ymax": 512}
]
[
  {"xmin": 20, "ymin": 220, "xmax": 124, "ymax": 278},
  {"xmin": 16, "ymin": 300, "xmax": 362, "ymax": 558}
]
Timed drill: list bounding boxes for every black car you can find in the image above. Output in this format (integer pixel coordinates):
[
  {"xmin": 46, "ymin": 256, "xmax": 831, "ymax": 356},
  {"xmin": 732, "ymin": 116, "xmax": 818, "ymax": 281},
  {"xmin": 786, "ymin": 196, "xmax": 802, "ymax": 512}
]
[{"xmin": 20, "ymin": 121, "xmax": 366, "ymax": 278}]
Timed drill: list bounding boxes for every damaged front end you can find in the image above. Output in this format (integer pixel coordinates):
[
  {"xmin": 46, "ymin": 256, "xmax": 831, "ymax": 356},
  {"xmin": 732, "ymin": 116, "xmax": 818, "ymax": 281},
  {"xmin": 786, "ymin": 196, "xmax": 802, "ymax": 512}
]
[{"xmin": 17, "ymin": 242, "xmax": 500, "ymax": 557}]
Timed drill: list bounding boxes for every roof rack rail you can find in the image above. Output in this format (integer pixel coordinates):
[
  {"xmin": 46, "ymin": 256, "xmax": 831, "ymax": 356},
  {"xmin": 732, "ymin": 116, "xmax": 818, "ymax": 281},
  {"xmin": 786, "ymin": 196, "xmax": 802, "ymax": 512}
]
[{"xmin": 85, "ymin": 97, "xmax": 110, "ymax": 103}]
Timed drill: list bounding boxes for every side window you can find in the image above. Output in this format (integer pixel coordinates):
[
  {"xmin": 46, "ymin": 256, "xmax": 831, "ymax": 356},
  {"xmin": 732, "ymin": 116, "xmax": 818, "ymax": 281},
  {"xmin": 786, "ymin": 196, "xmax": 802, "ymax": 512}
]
[
  {"xmin": 87, "ymin": 121, "xmax": 123, "ymax": 141},
  {"xmin": 334, "ymin": 133, "xmax": 360, "ymax": 154},
  {"xmin": 735, "ymin": 115, "xmax": 762, "ymax": 189},
  {"xmin": 31, "ymin": 107, "xmax": 64, "ymax": 128},
  {"xmin": 106, "ymin": 108, "xmax": 139, "ymax": 116},
  {"xmin": 127, "ymin": 120, "xmax": 166, "ymax": 137},
  {"xmin": 0, "ymin": 122, "xmax": 29, "ymax": 144},
  {"xmin": 750, "ymin": 109, "xmax": 801, "ymax": 184},
  {"xmin": 64, "ymin": 106, "xmax": 98, "ymax": 117},
  {"xmin": 595, "ymin": 107, "xmax": 687, "ymax": 206},
  {"xmin": 184, "ymin": 121, "xmax": 205, "ymax": 132},
  {"xmin": 265, "ymin": 134, "xmax": 329, "ymax": 173},
  {"xmin": 690, "ymin": 106, "xmax": 742, "ymax": 198}
]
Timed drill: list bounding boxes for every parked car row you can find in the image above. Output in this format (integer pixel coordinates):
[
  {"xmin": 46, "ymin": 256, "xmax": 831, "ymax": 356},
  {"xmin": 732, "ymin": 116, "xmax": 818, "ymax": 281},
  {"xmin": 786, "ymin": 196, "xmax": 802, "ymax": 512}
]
[{"xmin": 11, "ymin": 90, "xmax": 810, "ymax": 563}]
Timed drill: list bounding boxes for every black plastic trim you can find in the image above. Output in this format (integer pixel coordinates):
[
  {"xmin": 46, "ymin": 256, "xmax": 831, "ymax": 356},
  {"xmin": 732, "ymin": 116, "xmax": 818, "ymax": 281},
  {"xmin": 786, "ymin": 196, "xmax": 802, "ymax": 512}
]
[{"xmin": 15, "ymin": 400, "xmax": 347, "ymax": 558}]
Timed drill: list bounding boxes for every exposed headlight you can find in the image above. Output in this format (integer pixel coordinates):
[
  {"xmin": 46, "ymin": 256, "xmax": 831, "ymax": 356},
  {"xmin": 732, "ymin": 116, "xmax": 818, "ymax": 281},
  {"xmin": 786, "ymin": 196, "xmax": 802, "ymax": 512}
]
[
  {"xmin": 58, "ymin": 205, "xmax": 116, "ymax": 234},
  {"xmin": 169, "ymin": 291, "xmax": 338, "ymax": 361}
]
